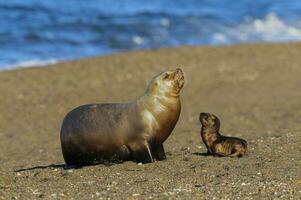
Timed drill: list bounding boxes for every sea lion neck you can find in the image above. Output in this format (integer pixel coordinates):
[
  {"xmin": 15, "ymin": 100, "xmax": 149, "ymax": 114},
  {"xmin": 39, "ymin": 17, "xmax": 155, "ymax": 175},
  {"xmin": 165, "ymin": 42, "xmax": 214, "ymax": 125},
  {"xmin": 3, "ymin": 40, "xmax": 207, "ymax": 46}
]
[
  {"xmin": 201, "ymin": 126, "xmax": 220, "ymax": 135},
  {"xmin": 145, "ymin": 86, "xmax": 180, "ymax": 98},
  {"xmin": 134, "ymin": 88, "xmax": 181, "ymax": 145},
  {"xmin": 201, "ymin": 127, "xmax": 220, "ymax": 148},
  {"xmin": 140, "ymin": 93, "xmax": 180, "ymax": 110}
]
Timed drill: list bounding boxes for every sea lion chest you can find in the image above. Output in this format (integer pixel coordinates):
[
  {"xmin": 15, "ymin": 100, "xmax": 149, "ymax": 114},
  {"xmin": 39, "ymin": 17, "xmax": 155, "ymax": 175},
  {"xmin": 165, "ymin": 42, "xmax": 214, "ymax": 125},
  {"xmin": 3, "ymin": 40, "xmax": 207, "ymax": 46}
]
[
  {"xmin": 201, "ymin": 129, "xmax": 219, "ymax": 152},
  {"xmin": 144, "ymin": 99, "xmax": 181, "ymax": 143}
]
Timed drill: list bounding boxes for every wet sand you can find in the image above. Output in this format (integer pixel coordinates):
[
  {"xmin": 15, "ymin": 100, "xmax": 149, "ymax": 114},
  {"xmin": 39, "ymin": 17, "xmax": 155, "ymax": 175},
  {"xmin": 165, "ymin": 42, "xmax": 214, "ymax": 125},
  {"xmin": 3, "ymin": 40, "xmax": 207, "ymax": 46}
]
[{"xmin": 0, "ymin": 43, "xmax": 301, "ymax": 199}]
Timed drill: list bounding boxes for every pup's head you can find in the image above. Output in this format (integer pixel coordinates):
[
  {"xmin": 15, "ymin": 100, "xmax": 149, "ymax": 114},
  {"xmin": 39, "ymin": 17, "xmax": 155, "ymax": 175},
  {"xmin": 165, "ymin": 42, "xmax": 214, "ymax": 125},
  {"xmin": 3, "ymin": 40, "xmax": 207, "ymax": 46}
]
[
  {"xmin": 147, "ymin": 68, "xmax": 185, "ymax": 97},
  {"xmin": 199, "ymin": 112, "xmax": 220, "ymax": 130}
]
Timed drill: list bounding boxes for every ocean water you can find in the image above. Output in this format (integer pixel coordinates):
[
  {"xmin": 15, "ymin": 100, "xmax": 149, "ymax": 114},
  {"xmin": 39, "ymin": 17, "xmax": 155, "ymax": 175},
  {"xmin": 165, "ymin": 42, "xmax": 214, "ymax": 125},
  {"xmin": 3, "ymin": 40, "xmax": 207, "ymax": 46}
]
[{"xmin": 1, "ymin": 0, "xmax": 301, "ymax": 69}]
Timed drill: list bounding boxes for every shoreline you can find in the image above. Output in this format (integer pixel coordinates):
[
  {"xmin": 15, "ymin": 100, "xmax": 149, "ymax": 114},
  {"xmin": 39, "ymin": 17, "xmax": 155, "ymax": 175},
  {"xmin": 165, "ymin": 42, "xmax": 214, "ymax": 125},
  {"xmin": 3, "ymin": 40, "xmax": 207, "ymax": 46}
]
[
  {"xmin": 1, "ymin": 42, "xmax": 301, "ymax": 199},
  {"xmin": 1, "ymin": 41, "xmax": 298, "ymax": 72}
]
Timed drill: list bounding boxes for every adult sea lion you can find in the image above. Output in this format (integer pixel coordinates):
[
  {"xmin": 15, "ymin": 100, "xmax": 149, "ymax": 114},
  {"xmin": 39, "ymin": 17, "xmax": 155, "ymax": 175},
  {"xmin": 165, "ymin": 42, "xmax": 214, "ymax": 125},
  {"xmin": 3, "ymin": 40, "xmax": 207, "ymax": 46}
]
[
  {"xmin": 60, "ymin": 68, "xmax": 184, "ymax": 165},
  {"xmin": 199, "ymin": 112, "xmax": 247, "ymax": 157}
]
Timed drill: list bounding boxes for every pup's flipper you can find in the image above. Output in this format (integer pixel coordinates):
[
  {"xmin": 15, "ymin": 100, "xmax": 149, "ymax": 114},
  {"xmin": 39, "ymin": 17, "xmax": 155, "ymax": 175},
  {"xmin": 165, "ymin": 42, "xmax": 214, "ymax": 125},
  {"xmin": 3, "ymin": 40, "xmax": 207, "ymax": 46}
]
[
  {"xmin": 229, "ymin": 151, "xmax": 245, "ymax": 158},
  {"xmin": 213, "ymin": 152, "xmax": 226, "ymax": 157}
]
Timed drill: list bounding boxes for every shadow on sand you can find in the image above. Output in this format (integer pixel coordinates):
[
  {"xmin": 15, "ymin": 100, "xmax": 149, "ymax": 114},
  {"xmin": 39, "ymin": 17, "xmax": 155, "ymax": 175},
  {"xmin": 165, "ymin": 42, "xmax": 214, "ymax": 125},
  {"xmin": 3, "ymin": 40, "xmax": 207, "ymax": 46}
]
[
  {"xmin": 13, "ymin": 161, "xmax": 120, "ymax": 172},
  {"xmin": 192, "ymin": 152, "xmax": 212, "ymax": 157},
  {"xmin": 14, "ymin": 164, "xmax": 68, "ymax": 172}
]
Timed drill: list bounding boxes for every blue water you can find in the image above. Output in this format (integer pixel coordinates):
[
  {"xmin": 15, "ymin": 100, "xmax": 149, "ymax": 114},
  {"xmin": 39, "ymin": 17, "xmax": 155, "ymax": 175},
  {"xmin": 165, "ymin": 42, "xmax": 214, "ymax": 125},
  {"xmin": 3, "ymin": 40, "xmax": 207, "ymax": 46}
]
[{"xmin": 1, "ymin": 0, "xmax": 301, "ymax": 69}]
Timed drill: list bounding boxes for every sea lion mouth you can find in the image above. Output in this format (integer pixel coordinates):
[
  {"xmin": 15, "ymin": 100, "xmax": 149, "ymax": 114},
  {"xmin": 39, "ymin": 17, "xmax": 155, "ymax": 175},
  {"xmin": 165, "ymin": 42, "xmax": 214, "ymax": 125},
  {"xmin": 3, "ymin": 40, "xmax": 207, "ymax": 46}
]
[
  {"xmin": 172, "ymin": 68, "xmax": 185, "ymax": 90},
  {"xmin": 199, "ymin": 113, "xmax": 206, "ymax": 123}
]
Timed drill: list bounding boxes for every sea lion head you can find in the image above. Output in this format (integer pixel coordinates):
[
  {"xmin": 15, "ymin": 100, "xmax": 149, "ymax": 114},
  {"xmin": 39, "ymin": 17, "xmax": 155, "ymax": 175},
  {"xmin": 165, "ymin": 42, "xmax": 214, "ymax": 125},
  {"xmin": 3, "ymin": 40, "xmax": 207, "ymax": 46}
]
[
  {"xmin": 199, "ymin": 112, "xmax": 220, "ymax": 130},
  {"xmin": 146, "ymin": 68, "xmax": 185, "ymax": 97}
]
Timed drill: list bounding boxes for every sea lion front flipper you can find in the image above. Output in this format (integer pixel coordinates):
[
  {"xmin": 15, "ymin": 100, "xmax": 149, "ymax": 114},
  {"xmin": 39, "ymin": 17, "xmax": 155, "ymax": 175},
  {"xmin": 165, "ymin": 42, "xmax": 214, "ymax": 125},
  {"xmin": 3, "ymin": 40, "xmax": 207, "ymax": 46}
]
[
  {"xmin": 128, "ymin": 141, "xmax": 154, "ymax": 163},
  {"xmin": 228, "ymin": 151, "xmax": 245, "ymax": 158},
  {"xmin": 151, "ymin": 143, "xmax": 166, "ymax": 161},
  {"xmin": 206, "ymin": 150, "xmax": 212, "ymax": 155},
  {"xmin": 213, "ymin": 151, "xmax": 226, "ymax": 157}
]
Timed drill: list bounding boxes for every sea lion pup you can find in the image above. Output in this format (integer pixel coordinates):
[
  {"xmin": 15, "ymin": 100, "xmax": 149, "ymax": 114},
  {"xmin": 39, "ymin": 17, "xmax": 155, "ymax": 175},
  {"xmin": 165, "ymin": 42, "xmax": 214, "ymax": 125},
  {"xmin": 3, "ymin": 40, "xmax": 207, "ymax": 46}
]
[
  {"xmin": 60, "ymin": 68, "xmax": 184, "ymax": 166},
  {"xmin": 199, "ymin": 112, "xmax": 247, "ymax": 157}
]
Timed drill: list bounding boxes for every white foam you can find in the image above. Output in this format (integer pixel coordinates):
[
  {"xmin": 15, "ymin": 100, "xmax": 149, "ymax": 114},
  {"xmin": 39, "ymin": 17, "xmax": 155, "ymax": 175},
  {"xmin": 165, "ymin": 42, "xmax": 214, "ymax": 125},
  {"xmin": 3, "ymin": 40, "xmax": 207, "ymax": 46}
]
[
  {"xmin": 132, "ymin": 35, "xmax": 144, "ymax": 45},
  {"xmin": 160, "ymin": 18, "xmax": 170, "ymax": 27},
  {"xmin": 213, "ymin": 13, "xmax": 301, "ymax": 44},
  {"xmin": 241, "ymin": 13, "xmax": 301, "ymax": 41},
  {"xmin": 213, "ymin": 33, "xmax": 227, "ymax": 43},
  {"xmin": 1, "ymin": 59, "xmax": 58, "ymax": 71}
]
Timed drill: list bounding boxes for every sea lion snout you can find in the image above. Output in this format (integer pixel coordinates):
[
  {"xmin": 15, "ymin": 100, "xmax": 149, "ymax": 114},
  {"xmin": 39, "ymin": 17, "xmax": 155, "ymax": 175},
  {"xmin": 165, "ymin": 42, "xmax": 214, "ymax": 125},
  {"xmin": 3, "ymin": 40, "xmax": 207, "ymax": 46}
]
[
  {"xmin": 199, "ymin": 112, "xmax": 211, "ymax": 122},
  {"xmin": 172, "ymin": 68, "xmax": 185, "ymax": 89},
  {"xmin": 199, "ymin": 112, "xmax": 220, "ymax": 129},
  {"xmin": 199, "ymin": 112, "xmax": 207, "ymax": 119},
  {"xmin": 173, "ymin": 68, "xmax": 184, "ymax": 79},
  {"xmin": 175, "ymin": 67, "xmax": 183, "ymax": 74}
]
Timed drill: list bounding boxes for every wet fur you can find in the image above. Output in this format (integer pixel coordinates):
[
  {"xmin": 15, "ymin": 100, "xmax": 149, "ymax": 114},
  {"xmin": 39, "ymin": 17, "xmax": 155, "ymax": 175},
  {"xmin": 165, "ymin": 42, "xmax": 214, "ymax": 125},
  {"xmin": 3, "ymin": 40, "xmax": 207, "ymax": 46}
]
[
  {"xmin": 60, "ymin": 68, "xmax": 184, "ymax": 166},
  {"xmin": 199, "ymin": 113, "xmax": 247, "ymax": 158}
]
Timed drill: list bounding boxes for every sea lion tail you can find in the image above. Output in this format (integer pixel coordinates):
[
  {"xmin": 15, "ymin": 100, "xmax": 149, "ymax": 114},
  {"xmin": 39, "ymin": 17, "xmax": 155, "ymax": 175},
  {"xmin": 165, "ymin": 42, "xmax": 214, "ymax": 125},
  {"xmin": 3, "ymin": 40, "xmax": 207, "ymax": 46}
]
[
  {"xmin": 242, "ymin": 140, "xmax": 248, "ymax": 150},
  {"xmin": 240, "ymin": 140, "xmax": 248, "ymax": 157}
]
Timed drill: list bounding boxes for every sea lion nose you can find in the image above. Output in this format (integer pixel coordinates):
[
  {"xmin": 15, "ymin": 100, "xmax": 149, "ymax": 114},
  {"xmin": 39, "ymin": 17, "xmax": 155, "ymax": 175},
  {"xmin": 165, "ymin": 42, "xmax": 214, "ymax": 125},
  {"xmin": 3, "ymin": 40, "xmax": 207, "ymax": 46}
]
[
  {"xmin": 175, "ymin": 68, "xmax": 183, "ymax": 74},
  {"xmin": 200, "ymin": 112, "xmax": 208, "ymax": 118},
  {"xmin": 173, "ymin": 68, "xmax": 184, "ymax": 79}
]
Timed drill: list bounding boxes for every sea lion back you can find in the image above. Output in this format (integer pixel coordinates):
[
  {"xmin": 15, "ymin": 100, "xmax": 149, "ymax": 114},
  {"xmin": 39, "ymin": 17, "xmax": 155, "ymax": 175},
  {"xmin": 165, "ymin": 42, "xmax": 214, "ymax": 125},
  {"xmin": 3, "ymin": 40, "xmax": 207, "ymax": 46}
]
[{"xmin": 60, "ymin": 103, "xmax": 139, "ymax": 165}]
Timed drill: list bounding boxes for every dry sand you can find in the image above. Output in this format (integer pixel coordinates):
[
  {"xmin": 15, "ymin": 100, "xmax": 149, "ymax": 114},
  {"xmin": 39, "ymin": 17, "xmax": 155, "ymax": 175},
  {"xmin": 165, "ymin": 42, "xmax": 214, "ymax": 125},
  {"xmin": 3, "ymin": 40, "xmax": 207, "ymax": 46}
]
[{"xmin": 0, "ymin": 43, "xmax": 301, "ymax": 199}]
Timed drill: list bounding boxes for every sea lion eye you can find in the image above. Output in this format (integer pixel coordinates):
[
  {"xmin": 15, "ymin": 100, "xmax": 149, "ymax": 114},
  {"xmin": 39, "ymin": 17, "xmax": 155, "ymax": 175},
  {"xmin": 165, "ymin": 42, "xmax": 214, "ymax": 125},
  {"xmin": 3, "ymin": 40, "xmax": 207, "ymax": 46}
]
[{"xmin": 163, "ymin": 73, "xmax": 169, "ymax": 79}]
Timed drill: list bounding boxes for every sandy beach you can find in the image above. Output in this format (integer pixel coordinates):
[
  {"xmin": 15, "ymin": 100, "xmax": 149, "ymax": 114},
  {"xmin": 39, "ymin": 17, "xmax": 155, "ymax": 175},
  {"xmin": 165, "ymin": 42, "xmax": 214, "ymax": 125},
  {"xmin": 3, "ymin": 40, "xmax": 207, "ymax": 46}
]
[{"xmin": 1, "ymin": 43, "xmax": 301, "ymax": 199}]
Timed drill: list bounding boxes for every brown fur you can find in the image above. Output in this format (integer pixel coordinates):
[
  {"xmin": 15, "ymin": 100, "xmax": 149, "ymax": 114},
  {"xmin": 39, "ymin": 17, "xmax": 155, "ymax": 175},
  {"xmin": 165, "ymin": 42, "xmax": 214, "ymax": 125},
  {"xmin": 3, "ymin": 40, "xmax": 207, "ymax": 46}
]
[
  {"xmin": 199, "ymin": 112, "xmax": 247, "ymax": 157},
  {"xmin": 60, "ymin": 68, "xmax": 184, "ymax": 166}
]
